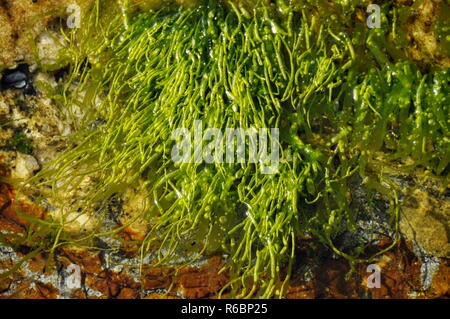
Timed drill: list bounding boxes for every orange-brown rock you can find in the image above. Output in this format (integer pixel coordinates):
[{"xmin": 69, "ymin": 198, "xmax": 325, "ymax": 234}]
[
  {"xmin": 116, "ymin": 287, "xmax": 139, "ymax": 299},
  {"xmin": 59, "ymin": 247, "xmax": 103, "ymax": 275},
  {"xmin": 177, "ymin": 256, "xmax": 228, "ymax": 299}
]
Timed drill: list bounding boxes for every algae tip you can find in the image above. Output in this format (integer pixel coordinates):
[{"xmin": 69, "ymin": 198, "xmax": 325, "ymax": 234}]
[{"xmin": 119, "ymin": 0, "xmax": 130, "ymax": 29}]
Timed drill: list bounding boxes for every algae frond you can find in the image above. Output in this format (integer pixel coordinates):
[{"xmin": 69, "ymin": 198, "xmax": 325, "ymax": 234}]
[{"xmin": 2, "ymin": 0, "xmax": 449, "ymax": 298}]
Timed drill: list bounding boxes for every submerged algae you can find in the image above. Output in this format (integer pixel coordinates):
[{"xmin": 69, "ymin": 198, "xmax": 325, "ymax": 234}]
[{"xmin": 3, "ymin": 0, "xmax": 449, "ymax": 297}]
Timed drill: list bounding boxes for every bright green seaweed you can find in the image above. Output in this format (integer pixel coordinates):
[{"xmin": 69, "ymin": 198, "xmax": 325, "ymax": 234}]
[{"xmin": 2, "ymin": 0, "xmax": 449, "ymax": 298}]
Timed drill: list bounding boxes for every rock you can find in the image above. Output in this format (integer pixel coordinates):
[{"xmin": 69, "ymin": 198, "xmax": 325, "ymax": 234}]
[
  {"xmin": 59, "ymin": 246, "xmax": 103, "ymax": 275},
  {"xmin": 48, "ymin": 174, "xmax": 100, "ymax": 235},
  {"xmin": 116, "ymin": 287, "xmax": 139, "ymax": 299},
  {"xmin": 52, "ymin": 208, "xmax": 98, "ymax": 236},
  {"xmin": 11, "ymin": 153, "xmax": 40, "ymax": 179},
  {"xmin": 0, "ymin": 0, "xmax": 94, "ymax": 69},
  {"xmin": 120, "ymin": 180, "xmax": 151, "ymax": 241},
  {"xmin": 406, "ymin": 0, "xmax": 450, "ymax": 68},
  {"xmin": 400, "ymin": 189, "xmax": 450, "ymax": 258},
  {"xmin": 36, "ymin": 31, "xmax": 65, "ymax": 68}
]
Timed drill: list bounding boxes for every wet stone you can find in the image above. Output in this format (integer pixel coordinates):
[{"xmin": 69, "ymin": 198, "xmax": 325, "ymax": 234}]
[{"xmin": 1, "ymin": 64, "xmax": 36, "ymax": 96}]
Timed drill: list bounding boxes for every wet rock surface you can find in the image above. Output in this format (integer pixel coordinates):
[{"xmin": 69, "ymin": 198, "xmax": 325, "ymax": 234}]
[
  {"xmin": 287, "ymin": 240, "xmax": 449, "ymax": 299},
  {"xmin": 0, "ymin": 0, "xmax": 448, "ymax": 299},
  {"xmin": 0, "ymin": 71, "xmax": 448, "ymax": 298},
  {"xmin": 0, "ymin": 0, "xmax": 93, "ymax": 69},
  {"xmin": 0, "ymin": 179, "xmax": 449, "ymax": 299},
  {"xmin": 400, "ymin": 188, "xmax": 450, "ymax": 258}
]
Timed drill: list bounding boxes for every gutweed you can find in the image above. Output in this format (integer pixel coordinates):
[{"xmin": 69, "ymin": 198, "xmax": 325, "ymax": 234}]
[{"xmin": 2, "ymin": 0, "xmax": 448, "ymax": 297}]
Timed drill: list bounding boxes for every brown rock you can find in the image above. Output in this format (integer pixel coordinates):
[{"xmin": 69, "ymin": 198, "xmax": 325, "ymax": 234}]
[
  {"xmin": 28, "ymin": 253, "xmax": 47, "ymax": 273},
  {"xmin": 426, "ymin": 259, "xmax": 450, "ymax": 298},
  {"xmin": 108, "ymin": 282, "xmax": 121, "ymax": 297},
  {"xmin": 285, "ymin": 284, "xmax": 316, "ymax": 299},
  {"xmin": 7, "ymin": 279, "xmax": 57, "ymax": 299},
  {"xmin": 60, "ymin": 247, "xmax": 102, "ymax": 274},
  {"xmin": 0, "ymin": 278, "xmax": 12, "ymax": 294},
  {"xmin": 313, "ymin": 259, "xmax": 359, "ymax": 298},
  {"xmin": 70, "ymin": 288, "xmax": 87, "ymax": 299},
  {"xmin": 116, "ymin": 287, "xmax": 139, "ymax": 299},
  {"xmin": 35, "ymin": 282, "xmax": 58, "ymax": 299},
  {"xmin": 0, "ymin": 216, "xmax": 25, "ymax": 236},
  {"xmin": 1, "ymin": 198, "xmax": 45, "ymax": 228},
  {"xmin": 106, "ymin": 272, "xmax": 141, "ymax": 296},
  {"xmin": 142, "ymin": 268, "xmax": 173, "ymax": 290},
  {"xmin": 178, "ymin": 256, "xmax": 228, "ymax": 299},
  {"xmin": 359, "ymin": 243, "xmax": 424, "ymax": 299},
  {"xmin": 144, "ymin": 292, "xmax": 177, "ymax": 299},
  {"xmin": 85, "ymin": 275, "xmax": 110, "ymax": 296}
]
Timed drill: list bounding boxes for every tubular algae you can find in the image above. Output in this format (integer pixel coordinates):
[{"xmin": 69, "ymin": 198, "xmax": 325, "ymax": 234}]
[{"xmin": 3, "ymin": 0, "xmax": 449, "ymax": 298}]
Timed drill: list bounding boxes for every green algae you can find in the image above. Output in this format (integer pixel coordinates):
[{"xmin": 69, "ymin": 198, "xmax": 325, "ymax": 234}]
[
  {"xmin": 434, "ymin": 1, "xmax": 450, "ymax": 56},
  {"xmin": 4, "ymin": 131, "xmax": 34, "ymax": 155},
  {"xmin": 2, "ymin": 0, "xmax": 449, "ymax": 297}
]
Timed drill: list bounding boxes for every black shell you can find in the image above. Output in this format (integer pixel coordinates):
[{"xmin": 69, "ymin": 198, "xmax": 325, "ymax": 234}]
[{"xmin": 0, "ymin": 64, "xmax": 37, "ymax": 96}]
